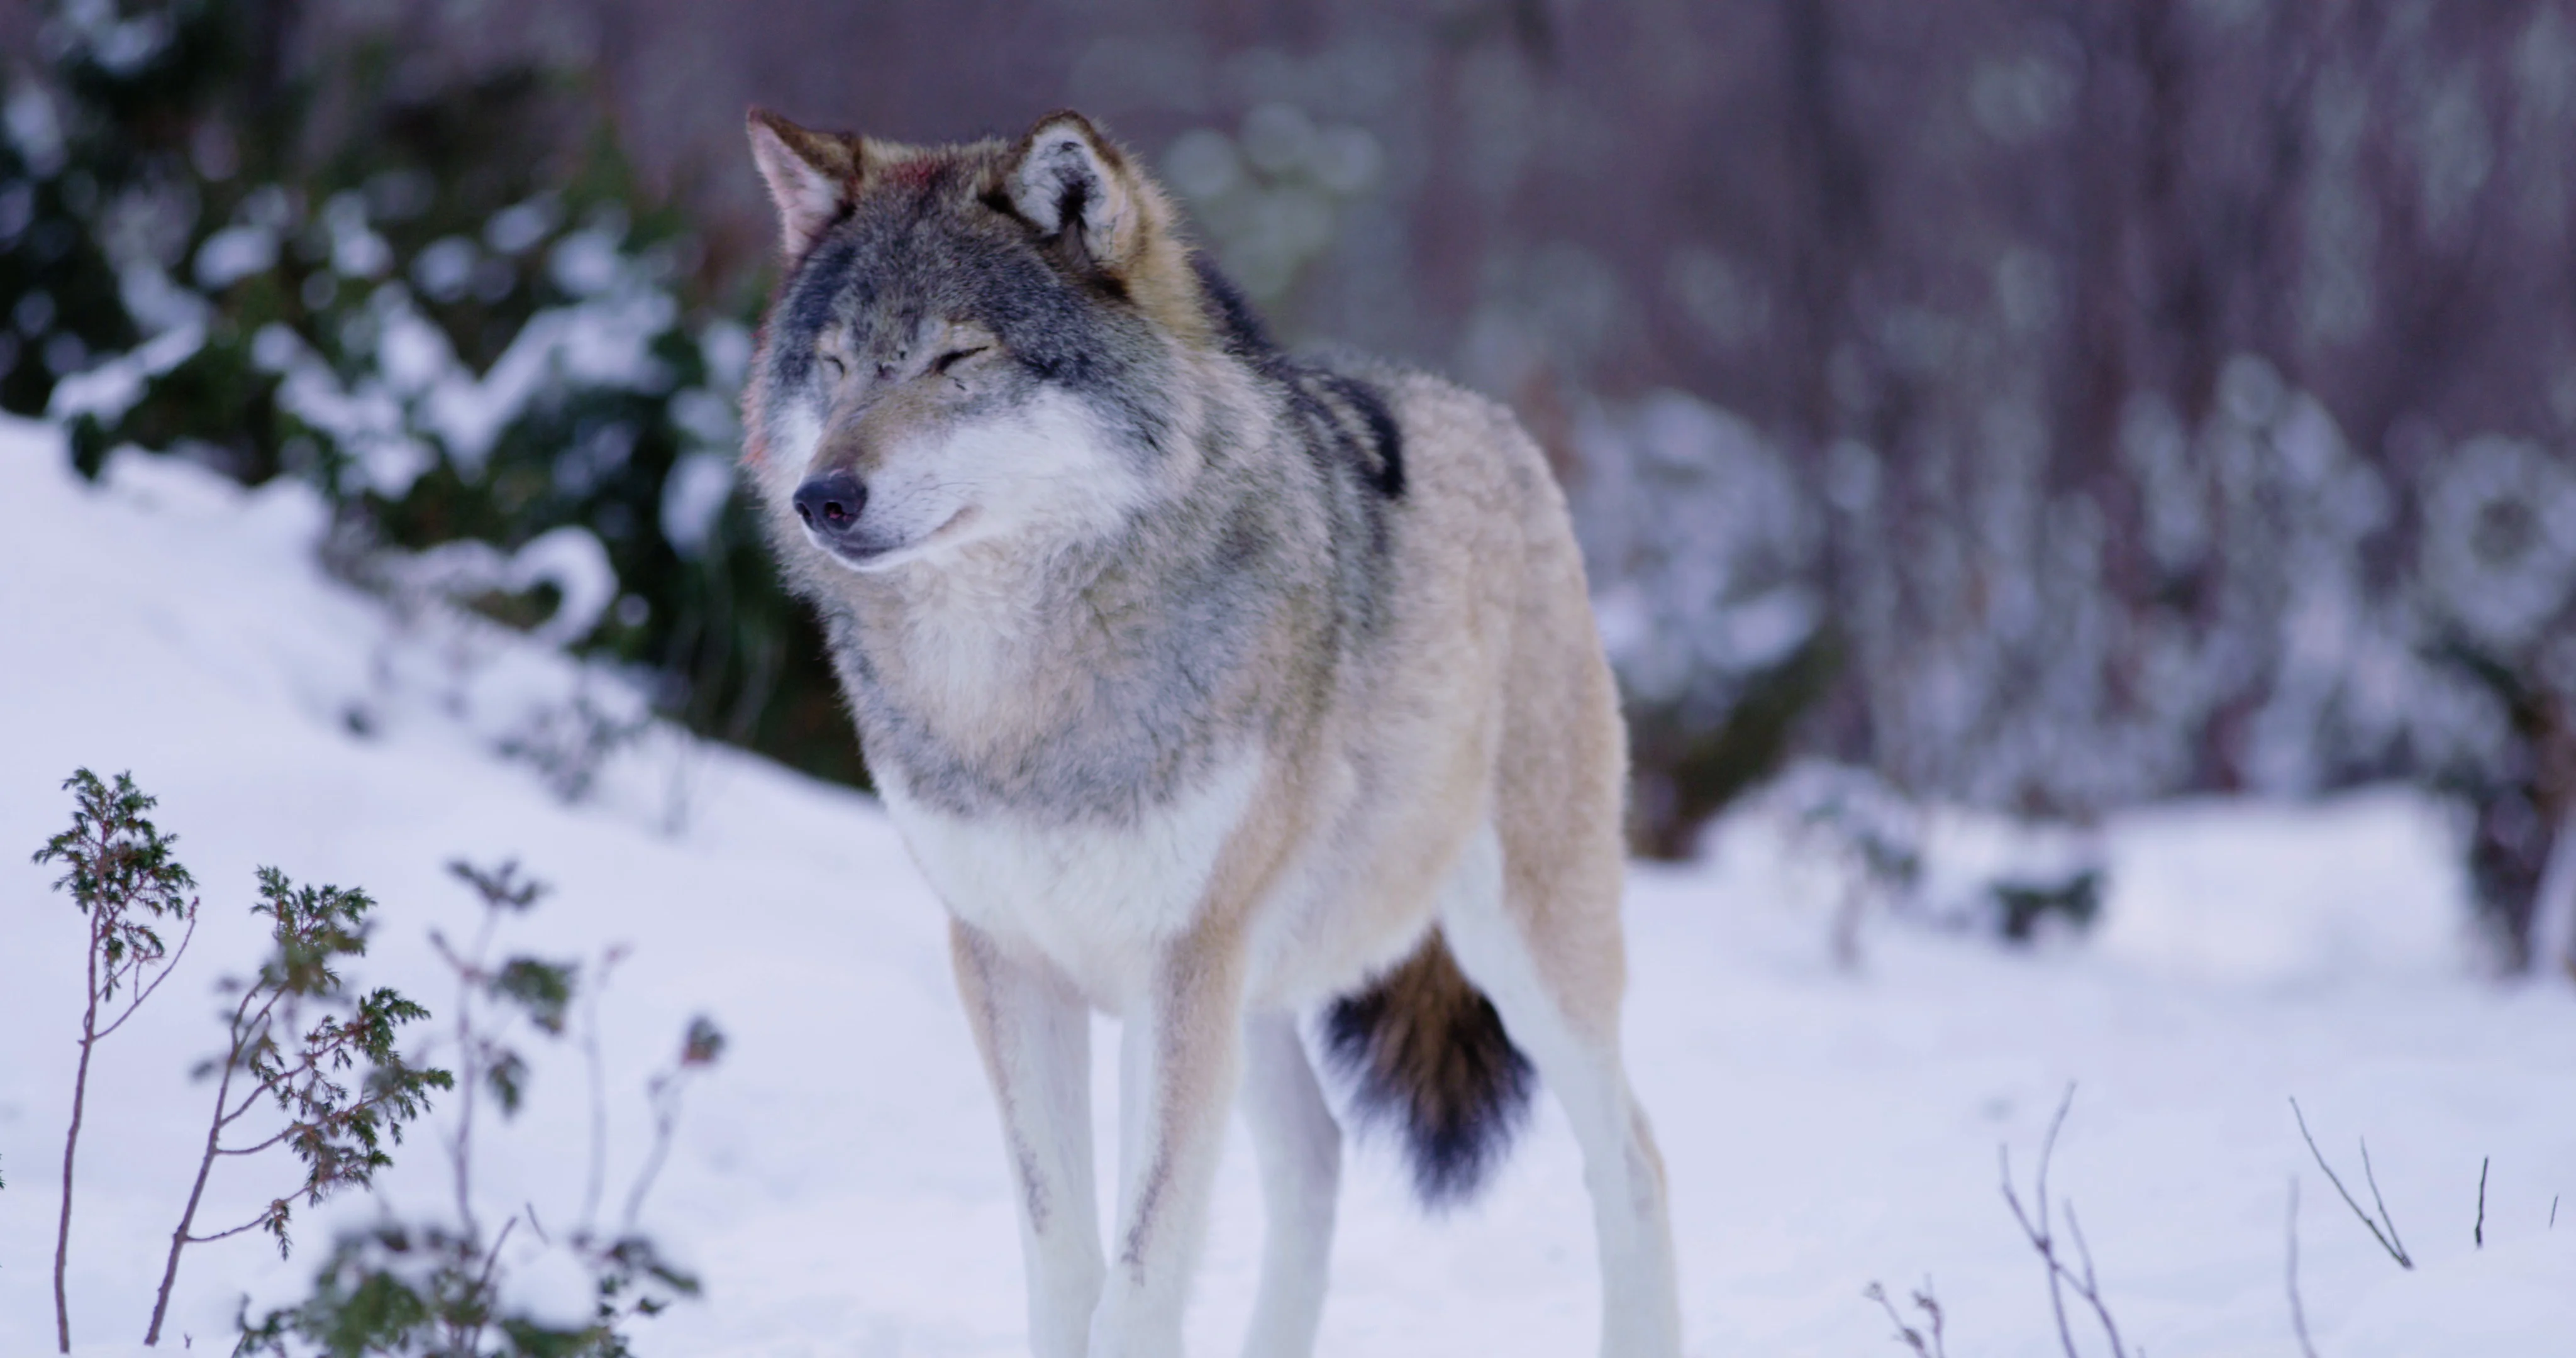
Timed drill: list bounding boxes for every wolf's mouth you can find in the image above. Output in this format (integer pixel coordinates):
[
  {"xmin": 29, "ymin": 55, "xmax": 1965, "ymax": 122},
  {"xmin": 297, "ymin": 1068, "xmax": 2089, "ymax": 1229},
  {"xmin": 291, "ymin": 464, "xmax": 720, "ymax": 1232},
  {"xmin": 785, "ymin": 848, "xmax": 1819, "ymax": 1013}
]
[{"xmin": 821, "ymin": 504, "xmax": 980, "ymax": 572}]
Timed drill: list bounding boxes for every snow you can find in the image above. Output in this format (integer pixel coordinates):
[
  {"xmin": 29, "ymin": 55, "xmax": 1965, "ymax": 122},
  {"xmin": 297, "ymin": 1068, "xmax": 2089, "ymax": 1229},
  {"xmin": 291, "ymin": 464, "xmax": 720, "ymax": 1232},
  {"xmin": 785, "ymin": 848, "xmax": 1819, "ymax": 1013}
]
[
  {"xmin": 395, "ymin": 525, "xmax": 620, "ymax": 649},
  {"xmin": 193, "ymin": 222, "xmax": 280, "ymax": 290},
  {"xmin": 3, "ymin": 414, "xmax": 2572, "ymax": 1355},
  {"xmin": 2096, "ymin": 790, "xmax": 2477, "ymax": 986}
]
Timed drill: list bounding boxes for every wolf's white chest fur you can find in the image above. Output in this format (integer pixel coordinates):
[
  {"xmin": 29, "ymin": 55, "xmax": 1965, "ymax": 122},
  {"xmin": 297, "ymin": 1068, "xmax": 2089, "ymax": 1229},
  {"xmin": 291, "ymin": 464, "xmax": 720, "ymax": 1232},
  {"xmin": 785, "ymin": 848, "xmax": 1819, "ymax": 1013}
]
[{"xmin": 875, "ymin": 753, "xmax": 1265, "ymax": 1006}]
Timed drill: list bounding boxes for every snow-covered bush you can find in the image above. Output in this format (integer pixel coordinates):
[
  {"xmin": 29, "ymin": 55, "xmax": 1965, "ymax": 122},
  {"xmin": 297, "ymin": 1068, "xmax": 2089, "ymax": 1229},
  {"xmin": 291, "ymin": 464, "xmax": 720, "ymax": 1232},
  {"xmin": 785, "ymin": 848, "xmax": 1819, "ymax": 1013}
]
[
  {"xmin": 1584, "ymin": 350, "xmax": 2575, "ymax": 960},
  {"xmin": 1572, "ymin": 390, "xmax": 1838, "ymax": 856},
  {"xmin": 0, "ymin": 0, "xmax": 862, "ymax": 800}
]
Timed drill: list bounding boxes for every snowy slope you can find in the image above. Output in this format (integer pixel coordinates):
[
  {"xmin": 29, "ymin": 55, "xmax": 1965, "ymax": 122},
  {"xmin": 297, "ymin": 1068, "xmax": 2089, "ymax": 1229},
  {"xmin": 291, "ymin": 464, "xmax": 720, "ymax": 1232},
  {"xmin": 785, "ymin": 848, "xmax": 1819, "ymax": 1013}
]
[{"xmin": 3, "ymin": 417, "xmax": 2572, "ymax": 1357}]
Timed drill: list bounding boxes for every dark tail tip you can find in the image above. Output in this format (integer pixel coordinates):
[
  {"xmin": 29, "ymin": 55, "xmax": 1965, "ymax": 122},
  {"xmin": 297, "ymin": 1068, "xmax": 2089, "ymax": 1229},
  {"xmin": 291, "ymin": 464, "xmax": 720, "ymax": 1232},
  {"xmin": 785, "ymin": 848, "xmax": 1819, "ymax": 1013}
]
[{"xmin": 1321, "ymin": 929, "xmax": 1535, "ymax": 1208}]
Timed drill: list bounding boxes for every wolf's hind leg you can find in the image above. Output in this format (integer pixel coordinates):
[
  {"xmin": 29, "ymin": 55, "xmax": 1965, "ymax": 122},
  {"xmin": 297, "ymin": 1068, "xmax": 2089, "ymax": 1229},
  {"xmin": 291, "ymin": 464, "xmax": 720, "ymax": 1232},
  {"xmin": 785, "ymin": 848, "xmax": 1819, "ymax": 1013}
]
[
  {"xmin": 950, "ymin": 920, "xmax": 1105, "ymax": 1358},
  {"xmin": 1238, "ymin": 1010, "xmax": 1341, "ymax": 1358},
  {"xmin": 1440, "ymin": 824, "xmax": 1682, "ymax": 1358}
]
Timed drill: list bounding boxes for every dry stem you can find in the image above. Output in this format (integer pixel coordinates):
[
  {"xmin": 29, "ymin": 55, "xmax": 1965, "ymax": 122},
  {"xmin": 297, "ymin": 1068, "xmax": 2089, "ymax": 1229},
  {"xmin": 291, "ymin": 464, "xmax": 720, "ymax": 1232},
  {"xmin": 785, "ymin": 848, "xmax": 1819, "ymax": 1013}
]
[
  {"xmin": 2000, "ymin": 1083, "xmax": 2133, "ymax": 1358},
  {"xmin": 2287, "ymin": 1178, "xmax": 2319, "ymax": 1358},
  {"xmin": 1864, "ymin": 1278, "xmax": 1948, "ymax": 1357},
  {"xmin": 2288, "ymin": 1098, "xmax": 2412, "ymax": 1269}
]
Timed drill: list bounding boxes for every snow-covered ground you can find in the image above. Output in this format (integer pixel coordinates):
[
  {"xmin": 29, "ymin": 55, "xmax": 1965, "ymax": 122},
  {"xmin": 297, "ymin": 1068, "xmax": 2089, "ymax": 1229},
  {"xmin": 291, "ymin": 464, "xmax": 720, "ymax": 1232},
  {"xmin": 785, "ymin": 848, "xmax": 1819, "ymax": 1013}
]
[{"xmin": 3, "ymin": 417, "xmax": 2571, "ymax": 1356}]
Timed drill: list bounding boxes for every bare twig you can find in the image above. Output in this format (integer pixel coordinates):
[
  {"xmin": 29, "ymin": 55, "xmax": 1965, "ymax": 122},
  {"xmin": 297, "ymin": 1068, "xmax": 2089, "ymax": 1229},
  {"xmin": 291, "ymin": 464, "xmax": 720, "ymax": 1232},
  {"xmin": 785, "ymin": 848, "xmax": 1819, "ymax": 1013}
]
[
  {"xmin": 2287, "ymin": 1178, "xmax": 2320, "ymax": 1358},
  {"xmin": 2475, "ymin": 1157, "xmax": 2489, "ymax": 1249},
  {"xmin": 2358, "ymin": 1140, "xmax": 2410, "ymax": 1264},
  {"xmin": 1917, "ymin": 1285, "xmax": 1948, "ymax": 1358},
  {"xmin": 439, "ymin": 858, "xmax": 552, "ymax": 1249},
  {"xmin": 2552, "ymin": 1195, "xmax": 2560, "ymax": 1229},
  {"xmin": 2062, "ymin": 1202, "xmax": 2132, "ymax": 1358},
  {"xmin": 92, "ymin": 907, "xmax": 197, "ymax": 1042},
  {"xmin": 2000, "ymin": 1084, "xmax": 2133, "ymax": 1358},
  {"xmin": 2000, "ymin": 1086, "xmax": 2079, "ymax": 1356},
  {"xmin": 447, "ymin": 1215, "xmax": 520, "ymax": 1358},
  {"xmin": 621, "ymin": 1015, "xmax": 726, "ymax": 1232},
  {"xmin": 577, "ymin": 945, "xmax": 630, "ymax": 1236},
  {"xmin": 2288, "ymin": 1098, "xmax": 2412, "ymax": 1269},
  {"xmin": 1863, "ymin": 1279, "xmax": 1948, "ymax": 1357}
]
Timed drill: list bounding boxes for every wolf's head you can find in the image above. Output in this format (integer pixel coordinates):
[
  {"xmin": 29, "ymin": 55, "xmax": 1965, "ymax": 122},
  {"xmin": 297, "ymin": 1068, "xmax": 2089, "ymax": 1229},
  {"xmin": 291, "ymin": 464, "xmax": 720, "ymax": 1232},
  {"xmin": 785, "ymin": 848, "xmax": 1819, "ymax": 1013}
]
[{"xmin": 738, "ymin": 108, "xmax": 1223, "ymax": 578}]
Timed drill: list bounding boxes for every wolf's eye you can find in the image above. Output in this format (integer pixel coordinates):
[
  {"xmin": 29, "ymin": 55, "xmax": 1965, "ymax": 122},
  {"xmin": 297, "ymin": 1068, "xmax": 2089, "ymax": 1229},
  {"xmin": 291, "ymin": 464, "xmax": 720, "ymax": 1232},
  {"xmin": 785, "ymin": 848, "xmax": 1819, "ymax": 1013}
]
[
  {"xmin": 933, "ymin": 345, "xmax": 991, "ymax": 376},
  {"xmin": 818, "ymin": 351, "xmax": 848, "ymax": 382}
]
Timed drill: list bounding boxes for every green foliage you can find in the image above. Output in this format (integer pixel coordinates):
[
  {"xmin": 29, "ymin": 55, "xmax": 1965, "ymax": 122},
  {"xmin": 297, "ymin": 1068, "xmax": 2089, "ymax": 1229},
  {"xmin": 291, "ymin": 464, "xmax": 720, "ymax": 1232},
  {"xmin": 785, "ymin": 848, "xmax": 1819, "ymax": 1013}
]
[
  {"xmin": 1992, "ymin": 871, "xmax": 2104, "ymax": 944},
  {"xmin": 237, "ymin": 860, "xmax": 719, "ymax": 1357},
  {"xmin": 41, "ymin": 767, "xmax": 204, "ymax": 1349},
  {"xmin": 491, "ymin": 959, "xmax": 575, "ymax": 1037},
  {"xmin": 235, "ymin": 1223, "xmax": 700, "ymax": 1358},
  {"xmin": 447, "ymin": 859, "xmax": 550, "ymax": 914},
  {"xmin": 437, "ymin": 859, "xmax": 577, "ymax": 1119},
  {"xmin": 1628, "ymin": 627, "xmax": 1843, "ymax": 859},
  {"xmin": 178, "ymin": 865, "xmax": 449, "ymax": 1265},
  {"xmin": 34, "ymin": 767, "xmax": 201, "ymax": 991},
  {"xmin": 677, "ymin": 1016, "xmax": 725, "ymax": 1069},
  {"xmin": 22, "ymin": 766, "xmax": 705, "ymax": 1351}
]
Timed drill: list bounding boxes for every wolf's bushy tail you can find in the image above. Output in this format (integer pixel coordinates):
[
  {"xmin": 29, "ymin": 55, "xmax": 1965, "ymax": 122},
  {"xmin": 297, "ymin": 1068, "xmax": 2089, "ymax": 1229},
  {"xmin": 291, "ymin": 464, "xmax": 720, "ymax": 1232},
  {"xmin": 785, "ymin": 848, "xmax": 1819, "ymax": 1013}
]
[{"xmin": 1321, "ymin": 929, "xmax": 1534, "ymax": 1208}]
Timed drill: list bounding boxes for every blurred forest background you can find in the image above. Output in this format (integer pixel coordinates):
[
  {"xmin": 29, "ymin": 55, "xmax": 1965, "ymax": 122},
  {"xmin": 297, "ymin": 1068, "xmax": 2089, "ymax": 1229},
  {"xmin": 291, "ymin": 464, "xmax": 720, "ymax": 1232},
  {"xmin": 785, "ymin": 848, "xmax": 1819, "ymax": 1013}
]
[{"xmin": 6, "ymin": 0, "xmax": 2575, "ymax": 961}]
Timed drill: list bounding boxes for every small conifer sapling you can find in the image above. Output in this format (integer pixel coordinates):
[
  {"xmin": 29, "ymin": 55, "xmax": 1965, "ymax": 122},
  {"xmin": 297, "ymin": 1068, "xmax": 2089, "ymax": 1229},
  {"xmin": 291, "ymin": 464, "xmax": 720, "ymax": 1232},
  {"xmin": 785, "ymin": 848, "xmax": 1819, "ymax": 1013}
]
[
  {"xmin": 35, "ymin": 769, "xmax": 200, "ymax": 1355},
  {"xmin": 143, "ymin": 868, "xmax": 450, "ymax": 1345}
]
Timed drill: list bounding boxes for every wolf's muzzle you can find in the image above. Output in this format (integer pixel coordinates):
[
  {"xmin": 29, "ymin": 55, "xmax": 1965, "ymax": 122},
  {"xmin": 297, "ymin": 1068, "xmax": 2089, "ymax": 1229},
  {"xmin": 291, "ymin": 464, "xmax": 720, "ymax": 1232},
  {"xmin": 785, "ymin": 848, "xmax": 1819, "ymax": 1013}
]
[{"xmin": 792, "ymin": 471, "xmax": 868, "ymax": 538}]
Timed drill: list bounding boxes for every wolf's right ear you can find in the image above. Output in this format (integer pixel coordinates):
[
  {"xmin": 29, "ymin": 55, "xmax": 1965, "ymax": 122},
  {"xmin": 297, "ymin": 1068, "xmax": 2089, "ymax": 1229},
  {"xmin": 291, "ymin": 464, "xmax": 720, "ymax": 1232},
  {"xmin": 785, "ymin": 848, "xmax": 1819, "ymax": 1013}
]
[
  {"xmin": 748, "ymin": 108, "xmax": 862, "ymax": 259},
  {"xmin": 1007, "ymin": 112, "xmax": 1162, "ymax": 276}
]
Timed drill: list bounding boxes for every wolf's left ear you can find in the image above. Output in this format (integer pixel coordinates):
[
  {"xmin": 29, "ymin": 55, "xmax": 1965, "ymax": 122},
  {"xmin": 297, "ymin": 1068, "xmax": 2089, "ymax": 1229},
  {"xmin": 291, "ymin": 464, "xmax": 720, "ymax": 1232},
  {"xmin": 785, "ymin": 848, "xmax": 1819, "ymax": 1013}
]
[
  {"xmin": 748, "ymin": 108, "xmax": 863, "ymax": 259},
  {"xmin": 1008, "ymin": 112, "xmax": 1160, "ymax": 275}
]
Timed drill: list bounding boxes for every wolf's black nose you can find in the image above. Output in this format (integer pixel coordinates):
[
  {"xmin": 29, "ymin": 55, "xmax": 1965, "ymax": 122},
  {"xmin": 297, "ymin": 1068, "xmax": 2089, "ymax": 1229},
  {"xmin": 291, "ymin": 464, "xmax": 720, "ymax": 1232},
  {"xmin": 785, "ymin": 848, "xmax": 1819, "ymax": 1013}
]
[{"xmin": 792, "ymin": 472, "xmax": 867, "ymax": 532}]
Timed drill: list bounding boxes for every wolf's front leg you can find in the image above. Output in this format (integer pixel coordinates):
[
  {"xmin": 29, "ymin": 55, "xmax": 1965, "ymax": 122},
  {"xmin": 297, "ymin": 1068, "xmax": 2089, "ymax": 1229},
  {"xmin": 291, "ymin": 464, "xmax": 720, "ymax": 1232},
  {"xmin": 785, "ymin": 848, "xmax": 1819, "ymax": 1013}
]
[
  {"xmin": 1092, "ymin": 927, "xmax": 1252, "ymax": 1358},
  {"xmin": 950, "ymin": 920, "xmax": 1106, "ymax": 1358}
]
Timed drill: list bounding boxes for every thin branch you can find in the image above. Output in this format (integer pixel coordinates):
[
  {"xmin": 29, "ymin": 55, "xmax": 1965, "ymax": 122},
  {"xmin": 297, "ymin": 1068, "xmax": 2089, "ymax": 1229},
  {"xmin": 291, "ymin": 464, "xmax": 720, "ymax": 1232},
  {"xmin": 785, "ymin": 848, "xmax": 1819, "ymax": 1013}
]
[
  {"xmin": 474, "ymin": 1215, "xmax": 518, "ymax": 1299},
  {"xmin": 1863, "ymin": 1278, "xmax": 1948, "ymax": 1358},
  {"xmin": 187, "ymin": 1215, "xmax": 277, "ymax": 1246},
  {"xmin": 621, "ymin": 1083, "xmax": 681, "ymax": 1234},
  {"xmin": 92, "ymin": 905, "xmax": 199, "ymax": 1041},
  {"xmin": 2288, "ymin": 1098, "xmax": 2412, "ymax": 1269},
  {"xmin": 1865, "ymin": 1283, "xmax": 1930, "ymax": 1357},
  {"xmin": 2062, "ymin": 1202, "xmax": 2131, "ymax": 1358},
  {"xmin": 457, "ymin": 1215, "xmax": 519, "ymax": 1357},
  {"xmin": 2001, "ymin": 1085, "xmax": 2083, "ymax": 1358},
  {"xmin": 2001, "ymin": 1084, "xmax": 2131, "ymax": 1358},
  {"xmin": 2475, "ymin": 1157, "xmax": 2488, "ymax": 1249},
  {"xmin": 2358, "ymin": 1139, "xmax": 2411, "ymax": 1265},
  {"xmin": 1911, "ymin": 1280, "xmax": 1948, "ymax": 1358},
  {"xmin": 216, "ymin": 1127, "xmax": 296, "ymax": 1157},
  {"xmin": 2287, "ymin": 1178, "xmax": 2320, "ymax": 1358},
  {"xmin": 578, "ymin": 946, "xmax": 628, "ymax": 1237},
  {"xmin": 219, "ymin": 1081, "xmax": 274, "ymax": 1129}
]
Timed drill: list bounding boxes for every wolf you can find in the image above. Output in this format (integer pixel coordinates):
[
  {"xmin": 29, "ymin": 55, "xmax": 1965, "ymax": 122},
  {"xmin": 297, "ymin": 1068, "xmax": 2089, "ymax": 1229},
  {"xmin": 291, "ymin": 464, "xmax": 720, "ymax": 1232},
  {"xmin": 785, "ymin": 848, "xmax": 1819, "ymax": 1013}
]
[{"xmin": 738, "ymin": 106, "xmax": 1681, "ymax": 1357}]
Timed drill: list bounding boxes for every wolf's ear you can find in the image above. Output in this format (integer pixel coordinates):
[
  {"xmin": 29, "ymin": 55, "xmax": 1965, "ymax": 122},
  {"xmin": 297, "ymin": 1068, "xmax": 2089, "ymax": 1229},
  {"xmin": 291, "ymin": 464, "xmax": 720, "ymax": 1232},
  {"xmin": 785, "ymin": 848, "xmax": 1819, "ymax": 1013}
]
[
  {"xmin": 748, "ymin": 108, "xmax": 862, "ymax": 258},
  {"xmin": 1007, "ymin": 112, "xmax": 1158, "ymax": 275}
]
